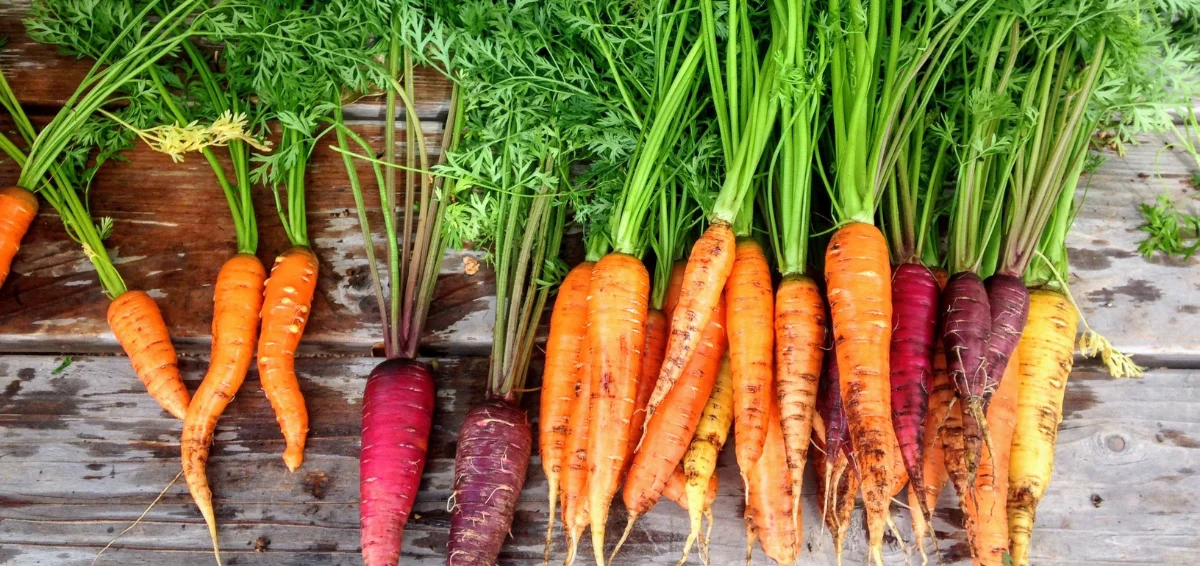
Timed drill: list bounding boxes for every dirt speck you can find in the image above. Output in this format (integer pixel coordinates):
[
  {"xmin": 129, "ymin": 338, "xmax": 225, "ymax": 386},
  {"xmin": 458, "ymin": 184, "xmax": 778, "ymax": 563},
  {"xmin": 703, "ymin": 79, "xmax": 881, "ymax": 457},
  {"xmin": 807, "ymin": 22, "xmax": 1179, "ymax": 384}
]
[
  {"xmin": 1086, "ymin": 288, "xmax": 1115, "ymax": 306},
  {"xmin": 1179, "ymin": 305, "xmax": 1200, "ymax": 314},
  {"xmin": 1159, "ymin": 429, "xmax": 1200, "ymax": 449},
  {"xmin": 304, "ymin": 471, "xmax": 329, "ymax": 500},
  {"xmin": 254, "ymin": 536, "xmax": 270, "ymax": 552},
  {"xmin": 17, "ymin": 368, "xmax": 35, "ymax": 381},
  {"xmin": 1063, "ymin": 383, "xmax": 1098, "ymax": 418},
  {"xmin": 1091, "ymin": 493, "xmax": 1104, "ymax": 508},
  {"xmin": 4, "ymin": 380, "xmax": 20, "ymax": 397}
]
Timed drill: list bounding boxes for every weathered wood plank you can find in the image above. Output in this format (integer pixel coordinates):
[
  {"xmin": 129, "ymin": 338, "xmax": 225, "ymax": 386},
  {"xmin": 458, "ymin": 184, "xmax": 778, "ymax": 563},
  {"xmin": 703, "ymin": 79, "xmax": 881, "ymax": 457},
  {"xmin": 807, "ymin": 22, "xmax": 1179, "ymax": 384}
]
[{"xmin": 2, "ymin": 356, "xmax": 1196, "ymax": 565}]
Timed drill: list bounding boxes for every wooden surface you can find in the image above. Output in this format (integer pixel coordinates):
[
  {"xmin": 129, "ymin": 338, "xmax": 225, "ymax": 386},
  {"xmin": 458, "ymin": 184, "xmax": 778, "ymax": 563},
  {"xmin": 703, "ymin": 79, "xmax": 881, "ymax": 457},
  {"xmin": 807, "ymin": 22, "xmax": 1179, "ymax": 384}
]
[{"xmin": 3, "ymin": 1, "xmax": 1200, "ymax": 564}]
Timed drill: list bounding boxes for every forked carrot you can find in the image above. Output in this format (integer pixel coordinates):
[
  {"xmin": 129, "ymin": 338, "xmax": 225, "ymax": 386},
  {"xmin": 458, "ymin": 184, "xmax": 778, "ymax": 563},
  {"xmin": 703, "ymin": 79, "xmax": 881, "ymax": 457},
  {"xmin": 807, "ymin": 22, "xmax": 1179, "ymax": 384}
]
[
  {"xmin": 108, "ymin": 289, "xmax": 190, "ymax": 419},
  {"xmin": 726, "ymin": 238, "xmax": 774, "ymax": 474},
  {"xmin": 0, "ymin": 185, "xmax": 38, "ymax": 288},
  {"xmin": 585, "ymin": 252, "xmax": 649, "ymax": 566},
  {"xmin": 824, "ymin": 221, "xmax": 894, "ymax": 565},
  {"xmin": 647, "ymin": 222, "xmax": 735, "ymax": 420},
  {"xmin": 774, "ymin": 273, "xmax": 826, "ymax": 524},
  {"xmin": 614, "ymin": 297, "xmax": 726, "ymax": 560},
  {"xmin": 539, "ymin": 261, "xmax": 593, "ymax": 558},
  {"xmin": 182, "ymin": 253, "xmax": 267, "ymax": 560},
  {"xmin": 258, "ymin": 245, "xmax": 319, "ymax": 471}
]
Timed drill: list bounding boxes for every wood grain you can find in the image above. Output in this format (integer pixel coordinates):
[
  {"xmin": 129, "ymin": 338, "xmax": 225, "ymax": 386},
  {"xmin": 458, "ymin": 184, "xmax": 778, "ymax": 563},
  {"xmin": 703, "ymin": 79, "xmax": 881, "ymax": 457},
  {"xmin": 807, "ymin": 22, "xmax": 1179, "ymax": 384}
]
[{"xmin": 1, "ymin": 355, "xmax": 1196, "ymax": 565}]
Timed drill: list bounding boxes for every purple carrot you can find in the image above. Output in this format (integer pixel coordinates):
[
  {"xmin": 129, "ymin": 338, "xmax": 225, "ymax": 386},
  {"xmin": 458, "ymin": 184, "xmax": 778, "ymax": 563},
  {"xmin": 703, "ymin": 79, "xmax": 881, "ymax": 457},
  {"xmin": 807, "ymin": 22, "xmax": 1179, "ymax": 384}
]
[
  {"xmin": 889, "ymin": 263, "xmax": 940, "ymax": 522},
  {"xmin": 447, "ymin": 398, "xmax": 533, "ymax": 566},
  {"xmin": 983, "ymin": 273, "xmax": 1030, "ymax": 403},
  {"xmin": 360, "ymin": 358, "xmax": 437, "ymax": 566},
  {"xmin": 940, "ymin": 271, "xmax": 991, "ymax": 484},
  {"xmin": 817, "ymin": 345, "xmax": 852, "ymax": 481}
]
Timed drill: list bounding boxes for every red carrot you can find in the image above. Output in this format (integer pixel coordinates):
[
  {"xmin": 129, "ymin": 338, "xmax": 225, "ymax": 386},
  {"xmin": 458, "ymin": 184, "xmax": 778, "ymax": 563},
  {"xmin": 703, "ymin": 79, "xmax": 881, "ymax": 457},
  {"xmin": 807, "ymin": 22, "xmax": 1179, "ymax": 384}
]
[
  {"xmin": 941, "ymin": 271, "xmax": 992, "ymax": 483},
  {"xmin": 889, "ymin": 262, "xmax": 940, "ymax": 522}
]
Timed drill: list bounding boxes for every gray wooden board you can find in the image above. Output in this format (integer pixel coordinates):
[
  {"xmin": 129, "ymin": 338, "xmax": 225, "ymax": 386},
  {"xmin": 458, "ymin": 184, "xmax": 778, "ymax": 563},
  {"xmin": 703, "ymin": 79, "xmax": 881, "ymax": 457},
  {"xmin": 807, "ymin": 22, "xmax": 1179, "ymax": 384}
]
[{"xmin": 1, "ymin": 356, "xmax": 1197, "ymax": 565}]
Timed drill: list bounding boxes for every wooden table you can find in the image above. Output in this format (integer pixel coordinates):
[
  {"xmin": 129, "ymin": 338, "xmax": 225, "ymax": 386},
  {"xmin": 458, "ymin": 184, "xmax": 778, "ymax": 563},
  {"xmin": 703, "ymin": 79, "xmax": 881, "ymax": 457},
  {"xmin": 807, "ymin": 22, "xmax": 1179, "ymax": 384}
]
[{"xmin": 2, "ymin": 3, "xmax": 1198, "ymax": 564}]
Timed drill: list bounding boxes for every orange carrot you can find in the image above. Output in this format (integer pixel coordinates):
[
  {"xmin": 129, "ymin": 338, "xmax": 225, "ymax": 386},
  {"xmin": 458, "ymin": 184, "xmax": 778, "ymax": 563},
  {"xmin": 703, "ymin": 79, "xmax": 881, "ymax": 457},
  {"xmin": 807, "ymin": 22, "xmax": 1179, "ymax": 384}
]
[
  {"xmin": 540, "ymin": 261, "xmax": 593, "ymax": 558},
  {"xmin": 0, "ymin": 185, "xmax": 38, "ymax": 288},
  {"xmin": 773, "ymin": 273, "xmax": 826, "ymax": 527},
  {"xmin": 745, "ymin": 395, "xmax": 798, "ymax": 566},
  {"xmin": 614, "ymin": 297, "xmax": 726, "ymax": 559},
  {"xmin": 585, "ymin": 252, "xmax": 649, "ymax": 566},
  {"xmin": 663, "ymin": 464, "xmax": 718, "ymax": 511},
  {"xmin": 727, "ymin": 238, "xmax": 775, "ymax": 474},
  {"xmin": 258, "ymin": 246, "xmax": 319, "ymax": 471},
  {"xmin": 824, "ymin": 221, "xmax": 894, "ymax": 565},
  {"xmin": 182, "ymin": 253, "xmax": 267, "ymax": 559},
  {"xmin": 967, "ymin": 349, "xmax": 1020, "ymax": 565},
  {"xmin": 910, "ymin": 337, "xmax": 952, "ymax": 559},
  {"xmin": 663, "ymin": 259, "xmax": 687, "ymax": 323},
  {"xmin": 647, "ymin": 222, "xmax": 736, "ymax": 420},
  {"xmin": 943, "ymin": 398, "xmax": 970, "ymax": 505},
  {"xmin": 562, "ymin": 339, "xmax": 593, "ymax": 566},
  {"xmin": 814, "ymin": 446, "xmax": 861, "ymax": 566},
  {"xmin": 626, "ymin": 308, "xmax": 669, "ymax": 467},
  {"xmin": 107, "ymin": 289, "xmax": 190, "ymax": 419}
]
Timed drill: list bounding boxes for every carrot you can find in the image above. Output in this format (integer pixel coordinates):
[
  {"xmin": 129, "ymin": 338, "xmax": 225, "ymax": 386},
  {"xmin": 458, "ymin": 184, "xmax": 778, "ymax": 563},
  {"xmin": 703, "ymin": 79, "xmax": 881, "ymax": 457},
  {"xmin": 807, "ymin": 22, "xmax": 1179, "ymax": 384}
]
[
  {"xmin": 814, "ymin": 446, "xmax": 860, "ymax": 566},
  {"xmin": 773, "ymin": 273, "xmax": 826, "ymax": 523},
  {"xmin": 967, "ymin": 349, "xmax": 1020, "ymax": 565},
  {"xmin": 646, "ymin": 222, "xmax": 736, "ymax": 421},
  {"xmin": 824, "ymin": 221, "xmax": 894, "ymax": 565},
  {"xmin": 941, "ymin": 271, "xmax": 992, "ymax": 486},
  {"xmin": 359, "ymin": 358, "xmax": 436, "ymax": 566},
  {"xmin": 0, "ymin": 185, "xmax": 38, "ymax": 288},
  {"xmin": 107, "ymin": 289, "xmax": 190, "ymax": 419},
  {"xmin": 663, "ymin": 464, "xmax": 718, "ymax": 512},
  {"xmin": 909, "ymin": 336, "xmax": 953, "ymax": 560},
  {"xmin": 257, "ymin": 245, "xmax": 319, "ymax": 471},
  {"xmin": 942, "ymin": 395, "xmax": 970, "ymax": 505},
  {"xmin": 727, "ymin": 238, "xmax": 775, "ymax": 474},
  {"xmin": 181, "ymin": 254, "xmax": 267, "ymax": 560},
  {"xmin": 679, "ymin": 353, "xmax": 734, "ymax": 564},
  {"xmin": 663, "ymin": 260, "xmax": 687, "ymax": 324},
  {"xmin": 889, "ymin": 262, "xmax": 940, "ymax": 521},
  {"xmin": 562, "ymin": 331, "xmax": 594, "ymax": 566},
  {"xmin": 745, "ymin": 395, "xmax": 798, "ymax": 566},
  {"xmin": 613, "ymin": 297, "xmax": 726, "ymax": 560},
  {"xmin": 540, "ymin": 261, "xmax": 594, "ymax": 558},
  {"xmin": 586, "ymin": 252, "xmax": 650, "ymax": 566},
  {"xmin": 626, "ymin": 308, "xmax": 669, "ymax": 467},
  {"xmin": 1007, "ymin": 289, "xmax": 1078, "ymax": 566}
]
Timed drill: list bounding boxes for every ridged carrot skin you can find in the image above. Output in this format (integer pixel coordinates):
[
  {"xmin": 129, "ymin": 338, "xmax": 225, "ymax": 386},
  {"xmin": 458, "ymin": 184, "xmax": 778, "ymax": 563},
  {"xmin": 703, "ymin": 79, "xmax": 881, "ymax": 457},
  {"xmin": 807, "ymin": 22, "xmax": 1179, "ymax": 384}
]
[
  {"xmin": 539, "ymin": 261, "xmax": 593, "ymax": 554},
  {"xmin": 360, "ymin": 358, "xmax": 436, "ymax": 566},
  {"xmin": 1007, "ymin": 289, "xmax": 1078, "ymax": 566},
  {"xmin": 824, "ymin": 222, "xmax": 893, "ymax": 565},
  {"xmin": 108, "ymin": 290, "xmax": 190, "ymax": 419},
  {"xmin": 585, "ymin": 252, "xmax": 649, "ymax": 566},
  {"xmin": 889, "ymin": 263, "xmax": 940, "ymax": 521},
  {"xmin": 745, "ymin": 397, "xmax": 798, "ymax": 566},
  {"xmin": 562, "ymin": 338, "xmax": 593, "ymax": 566},
  {"xmin": 726, "ymin": 238, "xmax": 774, "ymax": 473},
  {"xmin": 648, "ymin": 222, "xmax": 735, "ymax": 420},
  {"xmin": 0, "ymin": 185, "xmax": 38, "ymax": 288},
  {"xmin": 910, "ymin": 337, "xmax": 952, "ymax": 558},
  {"xmin": 680, "ymin": 354, "xmax": 734, "ymax": 563},
  {"xmin": 774, "ymin": 273, "xmax": 826, "ymax": 518},
  {"xmin": 258, "ymin": 246, "xmax": 319, "ymax": 471},
  {"xmin": 941, "ymin": 271, "xmax": 991, "ymax": 484},
  {"xmin": 664, "ymin": 260, "xmax": 687, "ymax": 323},
  {"xmin": 983, "ymin": 274, "xmax": 1030, "ymax": 403},
  {"xmin": 943, "ymin": 396, "xmax": 970, "ymax": 504},
  {"xmin": 967, "ymin": 349, "xmax": 1020, "ymax": 566},
  {"xmin": 182, "ymin": 254, "xmax": 267, "ymax": 558},
  {"xmin": 626, "ymin": 309, "xmax": 668, "ymax": 466},
  {"xmin": 447, "ymin": 399, "xmax": 532, "ymax": 565},
  {"xmin": 620, "ymin": 298, "xmax": 725, "ymax": 532}
]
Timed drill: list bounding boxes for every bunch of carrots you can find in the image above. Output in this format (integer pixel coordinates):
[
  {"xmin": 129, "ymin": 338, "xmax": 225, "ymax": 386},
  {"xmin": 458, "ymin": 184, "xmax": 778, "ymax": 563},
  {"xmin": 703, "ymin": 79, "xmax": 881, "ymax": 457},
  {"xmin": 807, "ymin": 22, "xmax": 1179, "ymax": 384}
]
[{"xmin": 1, "ymin": 0, "xmax": 1189, "ymax": 565}]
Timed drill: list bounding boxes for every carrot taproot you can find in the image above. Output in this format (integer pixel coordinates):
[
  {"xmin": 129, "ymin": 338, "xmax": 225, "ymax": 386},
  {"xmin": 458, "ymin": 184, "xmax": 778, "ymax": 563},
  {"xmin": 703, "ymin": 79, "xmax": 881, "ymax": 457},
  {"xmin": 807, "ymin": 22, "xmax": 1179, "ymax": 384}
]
[
  {"xmin": 967, "ymin": 349, "xmax": 1020, "ymax": 565},
  {"xmin": 663, "ymin": 259, "xmax": 687, "ymax": 323},
  {"xmin": 745, "ymin": 395, "xmax": 798, "ymax": 566},
  {"xmin": 942, "ymin": 397, "xmax": 970, "ymax": 505},
  {"xmin": 626, "ymin": 308, "xmax": 669, "ymax": 466},
  {"xmin": 585, "ymin": 252, "xmax": 649, "ymax": 566},
  {"xmin": 941, "ymin": 271, "xmax": 992, "ymax": 487},
  {"xmin": 663, "ymin": 464, "xmax": 718, "ymax": 512},
  {"xmin": 359, "ymin": 358, "xmax": 436, "ymax": 566},
  {"xmin": 1007, "ymin": 289, "xmax": 1078, "ymax": 566},
  {"xmin": 257, "ymin": 245, "xmax": 319, "ymax": 471},
  {"xmin": 107, "ymin": 289, "xmax": 190, "ymax": 419},
  {"xmin": 540, "ymin": 261, "xmax": 593, "ymax": 559},
  {"xmin": 774, "ymin": 273, "xmax": 826, "ymax": 524},
  {"xmin": 613, "ymin": 297, "xmax": 726, "ymax": 560},
  {"xmin": 814, "ymin": 446, "xmax": 860, "ymax": 566},
  {"xmin": 647, "ymin": 222, "xmax": 735, "ymax": 420},
  {"xmin": 824, "ymin": 221, "xmax": 894, "ymax": 565},
  {"xmin": 0, "ymin": 185, "xmax": 38, "ymax": 288},
  {"xmin": 983, "ymin": 274, "xmax": 1030, "ymax": 403},
  {"xmin": 727, "ymin": 238, "xmax": 774, "ymax": 473},
  {"xmin": 679, "ymin": 353, "xmax": 734, "ymax": 564},
  {"xmin": 181, "ymin": 254, "xmax": 267, "ymax": 561},
  {"xmin": 910, "ymin": 336, "xmax": 953, "ymax": 561},
  {"xmin": 889, "ymin": 262, "xmax": 940, "ymax": 521},
  {"xmin": 562, "ymin": 336, "xmax": 593, "ymax": 566}
]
